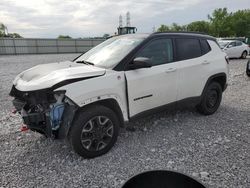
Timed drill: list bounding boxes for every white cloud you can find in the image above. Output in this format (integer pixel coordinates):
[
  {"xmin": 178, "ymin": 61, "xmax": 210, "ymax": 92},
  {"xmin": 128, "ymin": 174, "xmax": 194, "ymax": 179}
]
[{"xmin": 0, "ymin": 0, "xmax": 249, "ymax": 37}]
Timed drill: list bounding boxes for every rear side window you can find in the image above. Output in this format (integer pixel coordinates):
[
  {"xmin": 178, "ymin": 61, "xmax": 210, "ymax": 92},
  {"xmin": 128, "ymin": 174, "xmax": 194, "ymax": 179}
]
[
  {"xmin": 200, "ymin": 39, "xmax": 211, "ymax": 55},
  {"xmin": 229, "ymin": 42, "xmax": 236, "ymax": 47},
  {"xmin": 176, "ymin": 38, "xmax": 201, "ymax": 61},
  {"xmin": 236, "ymin": 41, "xmax": 242, "ymax": 46}
]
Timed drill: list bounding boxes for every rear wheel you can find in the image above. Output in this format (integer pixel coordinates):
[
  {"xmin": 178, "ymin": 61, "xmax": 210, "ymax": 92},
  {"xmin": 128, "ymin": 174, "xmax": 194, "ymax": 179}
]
[
  {"xmin": 197, "ymin": 82, "xmax": 222, "ymax": 115},
  {"xmin": 241, "ymin": 51, "xmax": 247, "ymax": 59},
  {"xmin": 69, "ymin": 105, "xmax": 120, "ymax": 158}
]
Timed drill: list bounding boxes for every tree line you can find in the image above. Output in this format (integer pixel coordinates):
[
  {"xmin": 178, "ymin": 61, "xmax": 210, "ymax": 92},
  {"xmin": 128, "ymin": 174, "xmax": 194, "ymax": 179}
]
[
  {"xmin": 157, "ymin": 8, "xmax": 250, "ymax": 37},
  {"xmin": 0, "ymin": 23, "xmax": 22, "ymax": 38}
]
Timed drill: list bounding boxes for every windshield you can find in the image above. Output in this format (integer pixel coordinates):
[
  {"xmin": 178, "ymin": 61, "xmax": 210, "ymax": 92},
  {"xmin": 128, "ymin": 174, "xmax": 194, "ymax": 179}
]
[
  {"xmin": 218, "ymin": 41, "xmax": 229, "ymax": 49},
  {"xmin": 75, "ymin": 35, "xmax": 146, "ymax": 69}
]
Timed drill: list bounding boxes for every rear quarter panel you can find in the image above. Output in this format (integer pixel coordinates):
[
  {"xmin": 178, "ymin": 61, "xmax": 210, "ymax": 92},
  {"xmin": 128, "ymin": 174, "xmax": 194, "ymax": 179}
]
[{"xmin": 206, "ymin": 40, "xmax": 229, "ymax": 79}]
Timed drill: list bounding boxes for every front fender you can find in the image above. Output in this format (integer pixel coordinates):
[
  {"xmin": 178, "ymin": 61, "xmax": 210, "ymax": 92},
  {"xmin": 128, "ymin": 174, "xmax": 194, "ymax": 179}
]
[{"xmin": 56, "ymin": 71, "xmax": 129, "ymax": 121}]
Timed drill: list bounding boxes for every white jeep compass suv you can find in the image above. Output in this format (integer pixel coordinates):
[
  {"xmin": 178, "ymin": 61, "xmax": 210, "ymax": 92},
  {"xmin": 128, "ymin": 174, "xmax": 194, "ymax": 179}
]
[{"xmin": 10, "ymin": 32, "xmax": 229, "ymax": 158}]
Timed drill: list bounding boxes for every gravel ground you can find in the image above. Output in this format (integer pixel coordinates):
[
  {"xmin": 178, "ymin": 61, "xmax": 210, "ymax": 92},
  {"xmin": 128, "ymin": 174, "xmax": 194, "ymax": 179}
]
[{"xmin": 0, "ymin": 54, "xmax": 249, "ymax": 188}]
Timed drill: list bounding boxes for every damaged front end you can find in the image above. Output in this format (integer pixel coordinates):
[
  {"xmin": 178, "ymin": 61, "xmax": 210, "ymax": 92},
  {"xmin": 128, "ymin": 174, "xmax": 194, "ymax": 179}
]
[{"xmin": 10, "ymin": 86, "xmax": 77, "ymax": 138}]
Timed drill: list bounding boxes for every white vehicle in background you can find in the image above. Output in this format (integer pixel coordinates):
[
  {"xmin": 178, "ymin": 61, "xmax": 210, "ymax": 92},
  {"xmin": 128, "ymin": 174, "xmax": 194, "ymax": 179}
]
[
  {"xmin": 10, "ymin": 32, "xmax": 229, "ymax": 158},
  {"xmin": 218, "ymin": 40, "xmax": 249, "ymax": 59}
]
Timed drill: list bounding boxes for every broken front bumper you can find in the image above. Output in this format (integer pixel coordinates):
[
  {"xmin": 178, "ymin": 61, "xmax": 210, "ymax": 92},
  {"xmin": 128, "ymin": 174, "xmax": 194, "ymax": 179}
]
[{"xmin": 10, "ymin": 86, "xmax": 77, "ymax": 138}]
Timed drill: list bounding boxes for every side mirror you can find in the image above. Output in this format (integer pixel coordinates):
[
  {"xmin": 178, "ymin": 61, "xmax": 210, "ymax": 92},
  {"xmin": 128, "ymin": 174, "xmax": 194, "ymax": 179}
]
[
  {"xmin": 227, "ymin": 45, "xmax": 233, "ymax": 48},
  {"xmin": 129, "ymin": 57, "xmax": 152, "ymax": 70}
]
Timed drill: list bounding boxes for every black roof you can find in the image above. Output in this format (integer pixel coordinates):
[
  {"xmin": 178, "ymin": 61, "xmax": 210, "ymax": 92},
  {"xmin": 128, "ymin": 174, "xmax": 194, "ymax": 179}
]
[
  {"xmin": 112, "ymin": 32, "xmax": 216, "ymax": 42},
  {"xmin": 151, "ymin": 32, "xmax": 216, "ymax": 41}
]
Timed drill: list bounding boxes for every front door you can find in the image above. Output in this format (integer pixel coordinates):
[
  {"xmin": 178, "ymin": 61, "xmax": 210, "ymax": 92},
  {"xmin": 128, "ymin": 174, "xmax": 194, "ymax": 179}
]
[{"xmin": 125, "ymin": 38, "xmax": 178, "ymax": 117}]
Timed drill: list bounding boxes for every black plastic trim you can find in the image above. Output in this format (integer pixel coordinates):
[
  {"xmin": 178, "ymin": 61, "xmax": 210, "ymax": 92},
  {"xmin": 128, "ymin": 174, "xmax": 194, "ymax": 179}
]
[
  {"xmin": 201, "ymin": 73, "xmax": 227, "ymax": 95},
  {"xmin": 152, "ymin": 32, "xmax": 217, "ymax": 42},
  {"xmin": 129, "ymin": 96, "xmax": 201, "ymax": 121},
  {"xmin": 124, "ymin": 75, "xmax": 130, "ymax": 118},
  {"xmin": 51, "ymin": 75, "xmax": 103, "ymax": 90}
]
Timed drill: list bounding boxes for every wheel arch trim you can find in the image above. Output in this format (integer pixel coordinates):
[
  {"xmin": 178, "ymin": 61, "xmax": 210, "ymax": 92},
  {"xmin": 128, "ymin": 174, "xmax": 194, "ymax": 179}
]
[
  {"xmin": 202, "ymin": 72, "xmax": 227, "ymax": 97},
  {"xmin": 69, "ymin": 94, "xmax": 128, "ymax": 122}
]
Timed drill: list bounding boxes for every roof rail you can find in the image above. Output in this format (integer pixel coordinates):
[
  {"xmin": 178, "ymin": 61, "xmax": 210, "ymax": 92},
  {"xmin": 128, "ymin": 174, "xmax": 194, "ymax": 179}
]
[{"xmin": 153, "ymin": 31, "xmax": 209, "ymax": 35}]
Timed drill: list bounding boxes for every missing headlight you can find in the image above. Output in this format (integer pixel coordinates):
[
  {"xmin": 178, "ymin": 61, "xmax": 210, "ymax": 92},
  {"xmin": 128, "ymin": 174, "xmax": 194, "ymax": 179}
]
[{"xmin": 49, "ymin": 90, "xmax": 66, "ymax": 130}]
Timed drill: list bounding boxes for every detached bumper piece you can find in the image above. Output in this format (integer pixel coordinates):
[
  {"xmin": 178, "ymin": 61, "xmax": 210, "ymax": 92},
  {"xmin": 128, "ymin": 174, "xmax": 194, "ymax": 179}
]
[{"xmin": 22, "ymin": 111, "xmax": 52, "ymax": 137}]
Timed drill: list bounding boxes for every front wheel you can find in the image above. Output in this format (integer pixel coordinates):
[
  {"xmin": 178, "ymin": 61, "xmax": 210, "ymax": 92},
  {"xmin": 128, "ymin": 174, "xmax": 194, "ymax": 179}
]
[
  {"xmin": 197, "ymin": 82, "xmax": 222, "ymax": 115},
  {"xmin": 69, "ymin": 105, "xmax": 120, "ymax": 158}
]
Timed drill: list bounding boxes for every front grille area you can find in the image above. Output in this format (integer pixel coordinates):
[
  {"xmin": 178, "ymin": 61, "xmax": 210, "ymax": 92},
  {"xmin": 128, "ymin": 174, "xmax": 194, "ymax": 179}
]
[
  {"xmin": 9, "ymin": 86, "xmax": 27, "ymax": 100},
  {"xmin": 12, "ymin": 98, "xmax": 26, "ymax": 112},
  {"xmin": 10, "ymin": 85, "xmax": 54, "ymax": 137},
  {"xmin": 10, "ymin": 85, "xmax": 56, "ymax": 106}
]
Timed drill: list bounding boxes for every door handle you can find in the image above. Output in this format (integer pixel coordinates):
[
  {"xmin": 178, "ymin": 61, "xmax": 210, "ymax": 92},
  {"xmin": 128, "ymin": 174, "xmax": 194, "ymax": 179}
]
[
  {"xmin": 165, "ymin": 68, "xmax": 177, "ymax": 73},
  {"xmin": 202, "ymin": 60, "xmax": 210, "ymax": 65}
]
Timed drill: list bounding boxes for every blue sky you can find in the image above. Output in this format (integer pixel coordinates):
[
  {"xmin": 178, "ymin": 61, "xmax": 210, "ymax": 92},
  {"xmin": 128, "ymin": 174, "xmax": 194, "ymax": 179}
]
[{"xmin": 0, "ymin": 0, "xmax": 249, "ymax": 38}]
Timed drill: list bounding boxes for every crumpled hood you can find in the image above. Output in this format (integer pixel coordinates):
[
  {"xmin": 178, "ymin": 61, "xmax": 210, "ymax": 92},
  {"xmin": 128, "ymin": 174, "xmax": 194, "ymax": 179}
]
[{"xmin": 13, "ymin": 61, "xmax": 106, "ymax": 91}]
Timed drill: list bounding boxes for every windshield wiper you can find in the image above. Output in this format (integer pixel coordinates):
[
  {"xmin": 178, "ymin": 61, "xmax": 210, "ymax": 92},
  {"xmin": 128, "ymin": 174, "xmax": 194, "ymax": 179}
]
[{"xmin": 76, "ymin": 60, "xmax": 94, "ymax": 66}]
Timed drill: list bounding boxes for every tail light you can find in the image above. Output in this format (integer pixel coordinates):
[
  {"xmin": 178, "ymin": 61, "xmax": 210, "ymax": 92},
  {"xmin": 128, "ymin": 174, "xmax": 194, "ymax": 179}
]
[{"xmin": 225, "ymin": 56, "xmax": 229, "ymax": 64}]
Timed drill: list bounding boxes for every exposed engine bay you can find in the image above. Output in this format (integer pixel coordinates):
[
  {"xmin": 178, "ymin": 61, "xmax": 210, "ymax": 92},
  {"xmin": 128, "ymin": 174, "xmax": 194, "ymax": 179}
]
[{"xmin": 10, "ymin": 86, "xmax": 77, "ymax": 138}]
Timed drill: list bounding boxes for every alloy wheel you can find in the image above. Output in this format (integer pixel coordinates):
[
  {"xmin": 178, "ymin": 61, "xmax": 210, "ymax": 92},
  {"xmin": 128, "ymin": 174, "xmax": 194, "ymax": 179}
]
[{"xmin": 81, "ymin": 116, "xmax": 114, "ymax": 151}]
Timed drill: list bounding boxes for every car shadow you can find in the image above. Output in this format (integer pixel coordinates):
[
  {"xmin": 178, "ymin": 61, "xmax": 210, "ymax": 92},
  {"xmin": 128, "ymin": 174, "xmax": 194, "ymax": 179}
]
[{"xmin": 17, "ymin": 101, "xmax": 249, "ymax": 162}]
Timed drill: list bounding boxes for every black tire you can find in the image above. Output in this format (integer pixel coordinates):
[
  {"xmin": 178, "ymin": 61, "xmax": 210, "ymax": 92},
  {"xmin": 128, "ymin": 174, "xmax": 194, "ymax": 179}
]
[
  {"xmin": 247, "ymin": 60, "xmax": 250, "ymax": 77},
  {"xmin": 197, "ymin": 82, "xmax": 222, "ymax": 115},
  {"xmin": 241, "ymin": 51, "xmax": 247, "ymax": 59},
  {"xmin": 69, "ymin": 105, "xmax": 120, "ymax": 158}
]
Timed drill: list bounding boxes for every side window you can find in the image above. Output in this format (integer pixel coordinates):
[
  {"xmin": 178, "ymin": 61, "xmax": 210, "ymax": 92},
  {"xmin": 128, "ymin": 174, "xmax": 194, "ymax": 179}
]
[
  {"xmin": 200, "ymin": 39, "xmax": 211, "ymax": 55},
  {"xmin": 176, "ymin": 38, "xmax": 202, "ymax": 61},
  {"xmin": 236, "ymin": 41, "xmax": 242, "ymax": 46},
  {"xmin": 229, "ymin": 42, "xmax": 236, "ymax": 47},
  {"xmin": 136, "ymin": 38, "xmax": 173, "ymax": 66}
]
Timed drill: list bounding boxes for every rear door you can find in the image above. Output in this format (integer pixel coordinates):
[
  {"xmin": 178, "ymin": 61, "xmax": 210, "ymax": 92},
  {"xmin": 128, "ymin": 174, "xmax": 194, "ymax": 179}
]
[
  {"xmin": 235, "ymin": 41, "xmax": 244, "ymax": 57},
  {"xmin": 125, "ymin": 38, "xmax": 178, "ymax": 117},
  {"xmin": 175, "ymin": 38, "xmax": 210, "ymax": 100}
]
